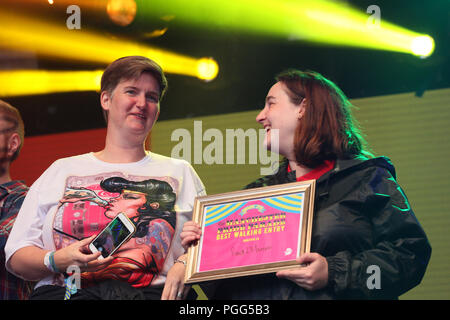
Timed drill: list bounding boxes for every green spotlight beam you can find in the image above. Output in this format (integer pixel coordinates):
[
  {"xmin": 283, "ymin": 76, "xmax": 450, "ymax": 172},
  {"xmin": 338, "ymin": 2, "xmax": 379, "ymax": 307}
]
[{"xmin": 138, "ymin": 0, "xmax": 434, "ymax": 56}]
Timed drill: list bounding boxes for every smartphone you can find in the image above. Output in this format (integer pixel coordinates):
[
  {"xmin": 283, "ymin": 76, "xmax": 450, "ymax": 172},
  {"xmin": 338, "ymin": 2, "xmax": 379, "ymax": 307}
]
[{"xmin": 89, "ymin": 213, "xmax": 136, "ymax": 259}]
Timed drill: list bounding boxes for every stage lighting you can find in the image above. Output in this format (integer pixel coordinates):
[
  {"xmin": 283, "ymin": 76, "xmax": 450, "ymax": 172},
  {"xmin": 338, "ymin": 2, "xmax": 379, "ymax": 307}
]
[
  {"xmin": 0, "ymin": 61, "xmax": 220, "ymax": 97},
  {"xmin": 0, "ymin": 10, "xmax": 219, "ymax": 80},
  {"xmin": 0, "ymin": 70, "xmax": 103, "ymax": 97},
  {"xmin": 411, "ymin": 35, "xmax": 435, "ymax": 58},
  {"xmin": 197, "ymin": 58, "xmax": 219, "ymax": 81},
  {"xmin": 107, "ymin": 0, "xmax": 137, "ymax": 27},
  {"xmin": 136, "ymin": 0, "xmax": 435, "ymax": 57}
]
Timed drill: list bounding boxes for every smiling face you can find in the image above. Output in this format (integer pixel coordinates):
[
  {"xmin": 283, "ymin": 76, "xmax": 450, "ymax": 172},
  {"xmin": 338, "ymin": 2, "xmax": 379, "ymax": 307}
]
[
  {"xmin": 100, "ymin": 72, "xmax": 160, "ymax": 140},
  {"xmin": 256, "ymin": 81, "xmax": 305, "ymax": 159}
]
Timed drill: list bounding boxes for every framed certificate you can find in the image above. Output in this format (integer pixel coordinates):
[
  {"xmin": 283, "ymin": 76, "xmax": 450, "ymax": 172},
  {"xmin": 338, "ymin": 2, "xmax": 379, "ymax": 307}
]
[{"xmin": 185, "ymin": 180, "xmax": 316, "ymax": 284}]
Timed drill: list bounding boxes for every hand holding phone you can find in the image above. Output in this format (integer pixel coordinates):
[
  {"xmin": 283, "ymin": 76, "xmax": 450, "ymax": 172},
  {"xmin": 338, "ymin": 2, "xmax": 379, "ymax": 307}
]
[
  {"xmin": 89, "ymin": 213, "xmax": 136, "ymax": 259},
  {"xmin": 48, "ymin": 235, "xmax": 113, "ymax": 275}
]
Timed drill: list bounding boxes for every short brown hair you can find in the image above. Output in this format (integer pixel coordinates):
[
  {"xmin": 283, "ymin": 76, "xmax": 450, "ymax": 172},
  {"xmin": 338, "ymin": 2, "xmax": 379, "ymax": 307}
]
[
  {"xmin": 100, "ymin": 56, "xmax": 168, "ymax": 121},
  {"xmin": 0, "ymin": 99, "xmax": 25, "ymax": 162},
  {"xmin": 275, "ymin": 69, "xmax": 373, "ymax": 168}
]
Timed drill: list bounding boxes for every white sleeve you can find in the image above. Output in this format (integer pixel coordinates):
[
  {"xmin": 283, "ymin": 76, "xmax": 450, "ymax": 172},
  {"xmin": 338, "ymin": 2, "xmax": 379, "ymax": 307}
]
[
  {"xmin": 187, "ymin": 162, "xmax": 207, "ymax": 197},
  {"xmin": 4, "ymin": 162, "xmax": 59, "ymax": 275},
  {"xmin": 177, "ymin": 161, "xmax": 206, "ymax": 210}
]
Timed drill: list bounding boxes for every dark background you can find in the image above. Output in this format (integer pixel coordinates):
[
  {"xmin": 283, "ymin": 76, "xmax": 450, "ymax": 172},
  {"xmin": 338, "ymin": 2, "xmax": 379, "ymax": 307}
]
[{"xmin": 1, "ymin": 0, "xmax": 449, "ymax": 137}]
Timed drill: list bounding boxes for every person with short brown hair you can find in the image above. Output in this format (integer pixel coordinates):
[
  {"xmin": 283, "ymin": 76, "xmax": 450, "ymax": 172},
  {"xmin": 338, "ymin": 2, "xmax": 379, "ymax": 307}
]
[
  {"xmin": 5, "ymin": 56, "xmax": 205, "ymax": 300},
  {"xmin": 99, "ymin": 55, "xmax": 168, "ymax": 123}
]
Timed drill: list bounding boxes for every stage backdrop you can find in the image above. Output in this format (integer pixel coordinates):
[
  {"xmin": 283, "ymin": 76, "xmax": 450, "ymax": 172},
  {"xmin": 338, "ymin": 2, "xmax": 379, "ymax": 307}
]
[{"xmin": 11, "ymin": 87, "xmax": 450, "ymax": 300}]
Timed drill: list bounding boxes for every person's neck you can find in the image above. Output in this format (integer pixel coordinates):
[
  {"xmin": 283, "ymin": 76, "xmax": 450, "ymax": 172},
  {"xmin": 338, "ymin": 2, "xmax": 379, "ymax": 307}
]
[
  {"xmin": 95, "ymin": 139, "xmax": 147, "ymax": 164},
  {"xmin": 95, "ymin": 129, "xmax": 148, "ymax": 163},
  {"xmin": 0, "ymin": 170, "xmax": 12, "ymax": 185},
  {"xmin": 287, "ymin": 158, "xmax": 312, "ymax": 179}
]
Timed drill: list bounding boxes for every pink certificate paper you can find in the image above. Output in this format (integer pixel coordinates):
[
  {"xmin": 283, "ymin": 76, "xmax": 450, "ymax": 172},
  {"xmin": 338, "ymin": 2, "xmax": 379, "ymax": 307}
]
[{"xmin": 197, "ymin": 192, "xmax": 304, "ymax": 273}]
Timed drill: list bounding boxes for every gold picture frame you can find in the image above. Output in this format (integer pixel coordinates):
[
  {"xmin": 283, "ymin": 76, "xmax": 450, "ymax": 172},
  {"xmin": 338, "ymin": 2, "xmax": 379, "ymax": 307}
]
[{"xmin": 185, "ymin": 180, "xmax": 316, "ymax": 284}]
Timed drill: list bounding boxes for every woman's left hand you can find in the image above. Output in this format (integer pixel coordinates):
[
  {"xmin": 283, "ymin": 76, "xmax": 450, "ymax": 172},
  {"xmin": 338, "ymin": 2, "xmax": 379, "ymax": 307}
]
[
  {"xmin": 161, "ymin": 257, "xmax": 190, "ymax": 300},
  {"xmin": 276, "ymin": 252, "xmax": 328, "ymax": 291}
]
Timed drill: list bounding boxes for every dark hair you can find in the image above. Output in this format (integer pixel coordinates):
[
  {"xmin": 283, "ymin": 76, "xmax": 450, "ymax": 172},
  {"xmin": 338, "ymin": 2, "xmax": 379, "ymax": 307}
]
[
  {"xmin": 275, "ymin": 69, "xmax": 373, "ymax": 167},
  {"xmin": 100, "ymin": 56, "xmax": 168, "ymax": 122},
  {"xmin": 100, "ymin": 177, "xmax": 176, "ymax": 237},
  {"xmin": 0, "ymin": 99, "xmax": 25, "ymax": 162}
]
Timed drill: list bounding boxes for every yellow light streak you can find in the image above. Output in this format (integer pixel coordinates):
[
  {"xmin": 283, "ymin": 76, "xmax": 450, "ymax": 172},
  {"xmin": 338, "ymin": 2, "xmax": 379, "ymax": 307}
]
[
  {"xmin": 0, "ymin": 70, "xmax": 103, "ymax": 97},
  {"xmin": 0, "ymin": 9, "xmax": 218, "ymax": 80}
]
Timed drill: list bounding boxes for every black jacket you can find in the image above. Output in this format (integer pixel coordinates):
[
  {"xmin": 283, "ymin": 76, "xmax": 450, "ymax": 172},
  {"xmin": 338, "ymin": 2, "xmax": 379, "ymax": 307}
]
[{"xmin": 210, "ymin": 157, "xmax": 431, "ymax": 299}]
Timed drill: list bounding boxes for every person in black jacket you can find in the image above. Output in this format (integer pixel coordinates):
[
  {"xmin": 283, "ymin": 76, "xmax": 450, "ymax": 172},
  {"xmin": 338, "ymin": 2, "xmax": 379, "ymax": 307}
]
[{"xmin": 181, "ymin": 70, "xmax": 431, "ymax": 299}]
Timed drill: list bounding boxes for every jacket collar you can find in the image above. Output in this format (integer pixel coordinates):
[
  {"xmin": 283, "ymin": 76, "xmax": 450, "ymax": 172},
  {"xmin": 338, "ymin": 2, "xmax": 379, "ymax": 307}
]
[
  {"xmin": 273, "ymin": 156, "xmax": 396, "ymax": 183},
  {"xmin": 327, "ymin": 156, "xmax": 396, "ymax": 180}
]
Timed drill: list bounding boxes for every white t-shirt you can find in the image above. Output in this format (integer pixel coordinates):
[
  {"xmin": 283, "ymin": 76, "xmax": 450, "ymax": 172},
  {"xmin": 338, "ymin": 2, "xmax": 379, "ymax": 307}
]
[{"xmin": 5, "ymin": 152, "xmax": 205, "ymax": 289}]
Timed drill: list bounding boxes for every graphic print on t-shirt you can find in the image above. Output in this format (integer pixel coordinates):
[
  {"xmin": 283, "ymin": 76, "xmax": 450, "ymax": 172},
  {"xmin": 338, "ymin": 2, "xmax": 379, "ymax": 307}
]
[{"xmin": 52, "ymin": 172, "xmax": 178, "ymax": 288}]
